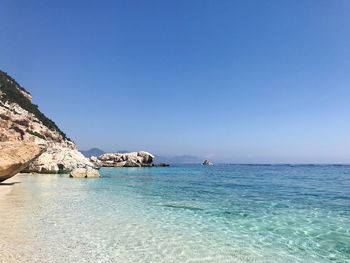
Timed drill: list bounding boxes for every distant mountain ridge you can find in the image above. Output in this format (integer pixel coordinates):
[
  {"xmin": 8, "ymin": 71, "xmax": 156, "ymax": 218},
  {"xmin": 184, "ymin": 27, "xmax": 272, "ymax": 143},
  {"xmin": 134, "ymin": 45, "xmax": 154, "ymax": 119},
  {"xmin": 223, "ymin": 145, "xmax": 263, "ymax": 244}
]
[
  {"xmin": 81, "ymin": 148, "xmax": 130, "ymax": 157},
  {"xmin": 81, "ymin": 148, "xmax": 105, "ymax": 158}
]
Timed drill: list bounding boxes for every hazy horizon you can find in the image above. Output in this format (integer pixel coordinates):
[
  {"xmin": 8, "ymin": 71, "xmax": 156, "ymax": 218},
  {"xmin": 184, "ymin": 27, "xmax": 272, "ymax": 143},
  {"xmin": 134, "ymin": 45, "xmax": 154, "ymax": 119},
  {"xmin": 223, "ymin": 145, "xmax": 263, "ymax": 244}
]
[
  {"xmin": 80, "ymin": 146, "xmax": 350, "ymax": 164},
  {"xmin": 1, "ymin": 1, "xmax": 350, "ymax": 163}
]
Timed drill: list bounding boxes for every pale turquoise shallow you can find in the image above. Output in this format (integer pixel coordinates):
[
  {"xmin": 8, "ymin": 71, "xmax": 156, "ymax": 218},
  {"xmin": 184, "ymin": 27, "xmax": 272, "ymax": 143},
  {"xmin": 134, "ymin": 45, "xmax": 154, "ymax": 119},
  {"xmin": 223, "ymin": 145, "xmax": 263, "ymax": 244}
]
[{"xmin": 0, "ymin": 164, "xmax": 349, "ymax": 262}]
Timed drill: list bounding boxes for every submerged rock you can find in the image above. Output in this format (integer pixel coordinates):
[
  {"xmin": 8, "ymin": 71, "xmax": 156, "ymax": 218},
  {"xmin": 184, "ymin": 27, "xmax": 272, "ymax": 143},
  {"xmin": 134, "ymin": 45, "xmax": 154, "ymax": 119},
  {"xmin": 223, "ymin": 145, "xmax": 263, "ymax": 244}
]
[{"xmin": 0, "ymin": 141, "xmax": 46, "ymax": 182}]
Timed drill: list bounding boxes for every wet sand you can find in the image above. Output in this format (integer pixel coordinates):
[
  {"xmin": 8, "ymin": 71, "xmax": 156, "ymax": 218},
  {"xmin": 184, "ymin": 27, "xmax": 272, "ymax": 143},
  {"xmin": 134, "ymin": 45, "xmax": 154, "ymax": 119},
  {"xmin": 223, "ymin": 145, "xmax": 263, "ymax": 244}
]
[{"xmin": 0, "ymin": 174, "xmax": 22, "ymax": 199}]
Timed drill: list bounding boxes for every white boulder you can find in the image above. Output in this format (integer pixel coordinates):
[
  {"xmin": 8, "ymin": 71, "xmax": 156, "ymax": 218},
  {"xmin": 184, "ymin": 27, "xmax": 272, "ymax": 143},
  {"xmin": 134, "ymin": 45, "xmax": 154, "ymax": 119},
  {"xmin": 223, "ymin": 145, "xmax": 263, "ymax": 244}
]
[{"xmin": 70, "ymin": 167, "xmax": 100, "ymax": 178}]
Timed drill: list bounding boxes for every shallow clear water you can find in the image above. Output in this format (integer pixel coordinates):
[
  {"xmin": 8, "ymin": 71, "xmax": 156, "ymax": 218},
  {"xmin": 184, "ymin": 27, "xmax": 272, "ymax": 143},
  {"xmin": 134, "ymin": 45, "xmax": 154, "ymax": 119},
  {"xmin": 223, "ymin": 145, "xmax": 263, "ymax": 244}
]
[{"xmin": 0, "ymin": 165, "xmax": 350, "ymax": 262}]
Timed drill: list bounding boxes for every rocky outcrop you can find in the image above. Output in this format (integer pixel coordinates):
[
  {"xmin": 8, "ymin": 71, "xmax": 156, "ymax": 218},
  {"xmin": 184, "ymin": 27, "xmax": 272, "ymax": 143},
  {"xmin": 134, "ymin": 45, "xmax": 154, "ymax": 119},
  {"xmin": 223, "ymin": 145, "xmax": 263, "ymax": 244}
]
[
  {"xmin": 0, "ymin": 70, "xmax": 97, "ymax": 174},
  {"xmin": 0, "ymin": 141, "xmax": 46, "ymax": 182},
  {"xmin": 91, "ymin": 151, "xmax": 168, "ymax": 167},
  {"xmin": 202, "ymin": 160, "xmax": 213, "ymax": 166},
  {"xmin": 124, "ymin": 160, "xmax": 142, "ymax": 167},
  {"xmin": 95, "ymin": 151, "xmax": 154, "ymax": 167},
  {"xmin": 23, "ymin": 145, "xmax": 96, "ymax": 173},
  {"xmin": 70, "ymin": 168, "xmax": 100, "ymax": 178}
]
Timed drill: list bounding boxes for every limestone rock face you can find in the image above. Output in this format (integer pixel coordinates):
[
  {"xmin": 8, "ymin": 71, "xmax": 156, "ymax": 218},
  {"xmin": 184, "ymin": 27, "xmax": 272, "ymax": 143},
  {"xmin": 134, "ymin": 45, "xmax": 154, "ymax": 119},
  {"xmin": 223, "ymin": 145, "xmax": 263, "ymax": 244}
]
[
  {"xmin": 70, "ymin": 167, "xmax": 100, "ymax": 178},
  {"xmin": 69, "ymin": 168, "xmax": 87, "ymax": 178},
  {"xmin": 138, "ymin": 151, "xmax": 154, "ymax": 163},
  {"xmin": 0, "ymin": 70, "xmax": 97, "ymax": 174},
  {"xmin": 86, "ymin": 169, "xmax": 100, "ymax": 178},
  {"xmin": 24, "ymin": 145, "xmax": 96, "ymax": 173},
  {"xmin": 124, "ymin": 160, "xmax": 142, "ymax": 167},
  {"xmin": 0, "ymin": 141, "xmax": 46, "ymax": 182},
  {"xmin": 89, "ymin": 156, "xmax": 102, "ymax": 166},
  {"xmin": 94, "ymin": 151, "xmax": 155, "ymax": 167},
  {"xmin": 0, "ymin": 71, "xmax": 73, "ymax": 147},
  {"xmin": 113, "ymin": 161, "xmax": 126, "ymax": 167}
]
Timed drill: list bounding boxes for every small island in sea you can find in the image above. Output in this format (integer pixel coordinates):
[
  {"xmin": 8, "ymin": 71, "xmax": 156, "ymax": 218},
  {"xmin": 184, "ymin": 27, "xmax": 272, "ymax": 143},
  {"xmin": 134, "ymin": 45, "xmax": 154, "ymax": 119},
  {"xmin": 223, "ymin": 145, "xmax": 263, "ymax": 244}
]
[{"xmin": 1, "ymin": 1, "xmax": 350, "ymax": 262}]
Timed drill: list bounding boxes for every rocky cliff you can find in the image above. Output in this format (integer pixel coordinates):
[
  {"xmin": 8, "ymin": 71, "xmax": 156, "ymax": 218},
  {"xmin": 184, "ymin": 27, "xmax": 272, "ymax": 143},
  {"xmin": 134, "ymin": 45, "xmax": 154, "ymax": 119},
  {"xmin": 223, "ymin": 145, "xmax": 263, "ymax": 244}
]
[{"xmin": 0, "ymin": 70, "xmax": 96, "ymax": 173}]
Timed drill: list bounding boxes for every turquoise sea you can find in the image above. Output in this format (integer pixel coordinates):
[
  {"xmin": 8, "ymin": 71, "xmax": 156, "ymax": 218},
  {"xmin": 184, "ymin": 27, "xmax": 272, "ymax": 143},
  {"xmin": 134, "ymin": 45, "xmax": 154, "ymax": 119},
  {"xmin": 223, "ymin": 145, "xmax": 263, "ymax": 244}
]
[{"xmin": 0, "ymin": 165, "xmax": 349, "ymax": 262}]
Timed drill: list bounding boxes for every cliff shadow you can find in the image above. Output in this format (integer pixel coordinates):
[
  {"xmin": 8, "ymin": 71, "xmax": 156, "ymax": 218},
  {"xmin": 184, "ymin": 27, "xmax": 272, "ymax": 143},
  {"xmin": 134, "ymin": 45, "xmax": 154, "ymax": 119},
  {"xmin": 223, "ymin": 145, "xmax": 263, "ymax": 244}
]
[{"xmin": 0, "ymin": 182, "xmax": 21, "ymax": 186}]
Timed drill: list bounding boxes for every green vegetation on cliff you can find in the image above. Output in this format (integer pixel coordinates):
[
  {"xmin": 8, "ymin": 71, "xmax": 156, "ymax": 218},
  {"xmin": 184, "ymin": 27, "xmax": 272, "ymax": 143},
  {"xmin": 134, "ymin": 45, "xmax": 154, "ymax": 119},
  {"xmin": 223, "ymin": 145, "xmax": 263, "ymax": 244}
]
[{"xmin": 0, "ymin": 70, "xmax": 69, "ymax": 140}]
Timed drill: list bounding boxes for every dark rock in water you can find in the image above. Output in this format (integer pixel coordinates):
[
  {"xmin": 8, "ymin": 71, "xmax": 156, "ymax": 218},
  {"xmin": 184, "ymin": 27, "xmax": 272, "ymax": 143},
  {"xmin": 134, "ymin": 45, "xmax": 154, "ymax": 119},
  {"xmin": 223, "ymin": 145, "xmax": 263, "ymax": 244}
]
[
  {"xmin": 202, "ymin": 160, "xmax": 213, "ymax": 166},
  {"xmin": 139, "ymin": 163, "xmax": 170, "ymax": 167},
  {"xmin": 140, "ymin": 163, "xmax": 153, "ymax": 167},
  {"xmin": 154, "ymin": 163, "xmax": 170, "ymax": 167},
  {"xmin": 140, "ymin": 163, "xmax": 170, "ymax": 167}
]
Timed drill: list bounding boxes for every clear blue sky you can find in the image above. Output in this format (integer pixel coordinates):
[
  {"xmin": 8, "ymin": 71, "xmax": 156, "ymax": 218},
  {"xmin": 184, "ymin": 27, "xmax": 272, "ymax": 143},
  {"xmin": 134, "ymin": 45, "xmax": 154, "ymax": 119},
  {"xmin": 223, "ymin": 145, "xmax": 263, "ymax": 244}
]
[{"xmin": 1, "ymin": 1, "xmax": 350, "ymax": 163}]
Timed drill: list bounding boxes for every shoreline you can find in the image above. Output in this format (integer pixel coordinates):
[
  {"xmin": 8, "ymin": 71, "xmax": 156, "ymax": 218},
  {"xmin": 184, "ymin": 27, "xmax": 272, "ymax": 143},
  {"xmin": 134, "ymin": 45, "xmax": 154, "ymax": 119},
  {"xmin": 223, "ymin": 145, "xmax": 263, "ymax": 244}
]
[
  {"xmin": 0, "ymin": 174, "xmax": 23, "ymax": 199},
  {"xmin": 0, "ymin": 166, "xmax": 348, "ymax": 262}
]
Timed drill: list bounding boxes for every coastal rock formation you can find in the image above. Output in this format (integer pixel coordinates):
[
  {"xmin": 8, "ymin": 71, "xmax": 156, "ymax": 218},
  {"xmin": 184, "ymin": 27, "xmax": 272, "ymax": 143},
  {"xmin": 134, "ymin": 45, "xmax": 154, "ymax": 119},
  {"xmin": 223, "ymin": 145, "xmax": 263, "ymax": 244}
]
[
  {"xmin": 0, "ymin": 141, "xmax": 46, "ymax": 182},
  {"xmin": 89, "ymin": 156, "xmax": 101, "ymax": 165},
  {"xmin": 202, "ymin": 160, "xmax": 213, "ymax": 165},
  {"xmin": 124, "ymin": 160, "xmax": 142, "ymax": 167},
  {"xmin": 70, "ymin": 167, "xmax": 100, "ymax": 178},
  {"xmin": 97, "ymin": 151, "xmax": 154, "ymax": 167},
  {"xmin": 0, "ymin": 70, "xmax": 97, "ymax": 173},
  {"xmin": 24, "ymin": 145, "xmax": 96, "ymax": 173},
  {"xmin": 91, "ymin": 151, "xmax": 169, "ymax": 167}
]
